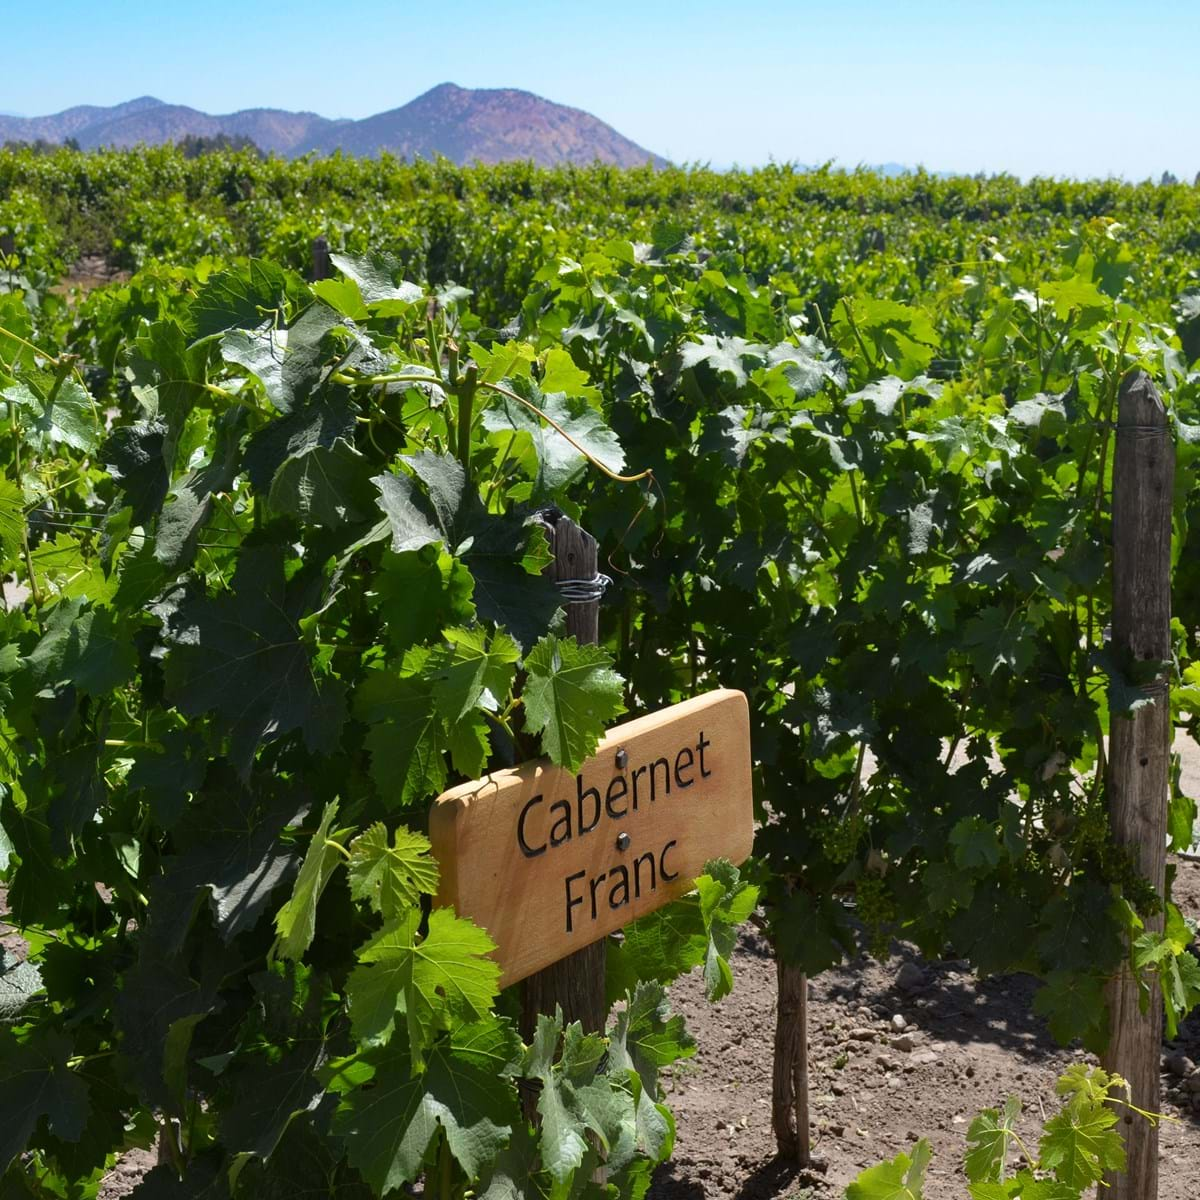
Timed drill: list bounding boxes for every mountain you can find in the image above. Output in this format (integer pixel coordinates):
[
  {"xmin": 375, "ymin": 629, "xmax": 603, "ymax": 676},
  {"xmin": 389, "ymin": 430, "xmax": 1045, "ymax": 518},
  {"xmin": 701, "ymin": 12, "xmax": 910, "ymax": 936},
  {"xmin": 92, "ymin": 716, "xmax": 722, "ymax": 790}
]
[
  {"xmin": 0, "ymin": 86, "xmax": 663, "ymax": 166},
  {"xmin": 309, "ymin": 83, "xmax": 664, "ymax": 167},
  {"xmin": 0, "ymin": 96, "xmax": 166, "ymax": 144}
]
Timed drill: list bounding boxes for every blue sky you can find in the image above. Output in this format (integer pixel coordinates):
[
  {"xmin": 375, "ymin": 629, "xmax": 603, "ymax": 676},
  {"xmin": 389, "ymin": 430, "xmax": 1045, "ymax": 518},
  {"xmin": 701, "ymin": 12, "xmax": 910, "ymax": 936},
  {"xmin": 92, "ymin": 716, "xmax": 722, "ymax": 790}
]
[{"xmin": 5, "ymin": 0, "xmax": 1197, "ymax": 179}]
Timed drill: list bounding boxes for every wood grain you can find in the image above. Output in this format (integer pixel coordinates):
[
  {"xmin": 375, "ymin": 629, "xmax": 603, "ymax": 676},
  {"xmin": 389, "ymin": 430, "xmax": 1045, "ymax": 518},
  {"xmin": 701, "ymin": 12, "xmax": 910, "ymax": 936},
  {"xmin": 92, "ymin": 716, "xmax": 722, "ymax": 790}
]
[
  {"xmin": 1102, "ymin": 370, "xmax": 1173, "ymax": 1200},
  {"xmin": 430, "ymin": 688, "xmax": 754, "ymax": 989},
  {"xmin": 520, "ymin": 513, "xmax": 606, "ymax": 1037},
  {"xmin": 772, "ymin": 960, "xmax": 810, "ymax": 1164}
]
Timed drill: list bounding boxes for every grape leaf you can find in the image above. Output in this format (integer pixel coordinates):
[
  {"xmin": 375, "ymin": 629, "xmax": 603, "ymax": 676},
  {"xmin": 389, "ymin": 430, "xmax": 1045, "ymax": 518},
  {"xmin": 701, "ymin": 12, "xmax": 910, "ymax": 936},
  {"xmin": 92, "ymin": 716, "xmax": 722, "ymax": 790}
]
[
  {"xmin": 6, "ymin": 378, "xmax": 99, "ymax": 453},
  {"xmin": 964, "ymin": 1095, "xmax": 1022, "ymax": 1183},
  {"xmin": 1038, "ymin": 1104, "xmax": 1124, "ymax": 1189},
  {"xmin": 189, "ymin": 259, "xmax": 294, "ymax": 341},
  {"xmin": 268, "ymin": 437, "xmax": 377, "ymax": 529},
  {"xmin": 372, "ymin": 454, "xmax": 559, "ymax": 648},
  {"xmin": 0, "ymin": 1031, "xmax": 89, "ymax": 1174},
  {"xmin": 522, "ymin": 634, "xmax": 624, "ymax": 769},
  {"xmin": 221, "ymin": 303, "xmax": 341, "ymax": 414},
  {"xmin": 125, "ymin": 730, "xmax": 208, "ymax": 830},
  {"xmin": 767, "ymin": 336, "xmax": 847, "ymax": 397},
  {"xmin": 372, "ymin": 548, "xmax": 475, "ymax": 654},
  {"xmin": 949, "ymin": 816, "xmax": 1002, "ymax": 871},
  {"xmin": 523, "ymin": 1014, "xmax": 599, "ymax": 1184},
  {"xmin": 427, "ymin": 626, "xmax": 520, "ymax": 724},
  {"xmin": 225, "ymin": 1115, "xmax": 374, "ymax": 1200},
  {"xmin": 102, "ymin": 419, "xmax": 170, "ymax": 525},
  {"xmin": 1132, "ymin": 918, "xmax": 1200, "ymax": 1039},
  {"xmin": 607, "ymin": 980, "xmax": 695, "ymax": 1099},
  {"xmin": 846, "ymin": 1139, "xmax": 931, "ymax": 1200},
  {"xmin": 372, "ymin": 452, "xmax": 468, "ymax": 554},
  {"xmin": 152, "ymin": 770, "xmax": 306, "ymax": 951},
  {"xmin": 355, "ymin": 672, "xmax": 448, "ymax": 807},
  {"xmin": 216, "ymin": 1038, "xmax": 329, "ymax": 1162},
  {"xmin": 607, "ymin": 861, "xmax": 758, "ymax": 1004},
  {"xmin": 27, "ymin": 533, "xmax": 112, "ymax": 604},
  {"xmin": 331, "ymin": 1018, "xmax": 518, "ymax": 1193},
  {"xmin": 461, "ymin": 515, "xmax": 561, "ymax": 651},
  {"xmin": 680, "ymin": 334, "xmax": 766, "ymax": 386},
  {"xmin": 155, "ymin": 405, "xmax": 244, "ymax": 570},
  {"xmin": 1031, "ymin": 971, "xmax": 1108, "ymax": 1051},
  {"xmin": 347, "ymin": 822, "xmax": 440, "ymax": 920},
  {"xmin": 158, "ymin": 544, "xmax": 345, "ymax": 774},
  {"xmin": 1035, "ymin": 880, "xmax": 1123, "ymax": 975},
  {"xmin": 967, "ymin": 1176, "xmax": 1075, "ymax": 1200},
  {"xmin": 445, "ymin": 713, "xmax": 492, "ymax": 778},
  {"xmin": 0, "ymin": 478, "xmax": 22, "ymax": 559},
  {"xmin": 962, "ymin": 606, "xmax": 1037, "ymax": 678},
  {"xmin": 274, "ymin": 800, "xmax": 342, "ymax": 962},
  {"xmin": 115, "ymin": 949, "xmax": 221, "ymax": 1113},
  {"xmin": 330, "ymin": 252, "xmax": 423, "ymax": 312},
  {"xmin": 346, "ymin": 907, "xmax": 500, "ymax": 1060},
  {"xmin": 482, "ymin": 385, "xmax": 625, "ymax": 492},
  {"xmin": 0, "ymin": 948, "xmax": 43, "ymax": 1022},
  {"xmin": 21, "ymin": 598, "xmax": 135, "ymax": 697},
  {"xmin": 129, "ymin": 318, "xmax": 211, "ymax": 427},
  {"xmin": 243, "ymin": 396, "xmax": 357, "ymax": 491}
]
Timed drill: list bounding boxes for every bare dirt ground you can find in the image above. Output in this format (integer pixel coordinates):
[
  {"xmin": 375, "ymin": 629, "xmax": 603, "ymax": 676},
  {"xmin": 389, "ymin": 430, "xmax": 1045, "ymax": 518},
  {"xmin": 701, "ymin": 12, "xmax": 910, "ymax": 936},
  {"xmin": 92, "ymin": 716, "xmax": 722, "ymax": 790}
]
[
  {"xmin": 650, "ymin": 854, "xmax": 1200, "ymax": 1200},
  {"xmin": 49, "ymin": 254, "xmax": 130, "ymax": 297}
]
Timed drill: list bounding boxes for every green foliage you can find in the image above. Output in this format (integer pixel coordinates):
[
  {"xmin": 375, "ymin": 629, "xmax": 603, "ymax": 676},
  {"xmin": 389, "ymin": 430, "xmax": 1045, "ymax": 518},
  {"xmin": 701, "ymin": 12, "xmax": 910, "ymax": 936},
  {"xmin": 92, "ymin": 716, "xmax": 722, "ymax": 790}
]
[
  {"xmin": 608, "ymin": 861, "xmax": 759, "ymax": 1003},
  {"xmin": 0, "ymin": 239, "xmax": 748, "ymax": 1197},
  {"xmin": 522, "ymin": 635, "xmax": 626, "ymax": 767},
  {"xmin": 847, "ymin": 1066, "xmax": 1133, "ymax": 1199},
  {"xmin": 3, "ymin": 154, "xmax": 1200, "ymax": 1197}
]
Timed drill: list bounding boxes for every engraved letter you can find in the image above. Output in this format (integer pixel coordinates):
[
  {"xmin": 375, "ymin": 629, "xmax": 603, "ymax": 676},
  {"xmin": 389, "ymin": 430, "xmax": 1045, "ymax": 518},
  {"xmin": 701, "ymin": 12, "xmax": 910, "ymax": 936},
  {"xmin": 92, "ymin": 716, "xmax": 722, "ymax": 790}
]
[
  {"xmin": 674, "ymin": 745, "xmax": 695, "ymax": 789},
  {"xmin": 517, "ymin": 794, "xmax": 547, "ymax": 857},
  {"xmin": 565, "ymin": 870, "xmax": 586, "ymax": 933},
  {"xmin": 608, "ymin": 863, "xmax": 631, "ymax": 909},
  {"xmin": 589, "ymin": 871, "xmax": 608, "ymax": 922},
  {"xmin": 650, "ymin": 756, "xmax": 671, "ymax": 802},
  {"xmin": 659, "ymin": 839, "xmax": 679, "ymax": 881},
  {"xmin": 631, "ymin": 764, "xmax": 648, "ymax": 810},
  {"xmin": 633, "ymin": 850, "xmax": 657, "ymax": 897},
  {"xmin": 577, "ymin": 773, "xmax": 602, "ymax": 835},
  {"xmin": 549, "ymin": 799, "xmax": 572, "ymax": 847},
  {"xmin": 605, "ymin": 774, "xmax": 629, "ymax": 819}
]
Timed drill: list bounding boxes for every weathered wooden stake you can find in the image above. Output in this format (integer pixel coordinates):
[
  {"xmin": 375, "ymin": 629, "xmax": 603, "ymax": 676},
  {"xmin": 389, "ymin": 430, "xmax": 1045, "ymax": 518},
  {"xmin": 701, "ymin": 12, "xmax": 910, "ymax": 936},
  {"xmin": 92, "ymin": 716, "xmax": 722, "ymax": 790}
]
[
  {"xmin": 773, "ymin": 960, "xmax": 810, "ymax": 1164},
  {"xmin": 1102, "ymin": 370, "xmax": 1173, "ymax": 1200},
  {"xmin": 520, "ymin": 511, "xmax": 608, "ymax": 1040},
  {"xmin": 311, "ymin": 235, "xmax": 331, "ymax": 282}
]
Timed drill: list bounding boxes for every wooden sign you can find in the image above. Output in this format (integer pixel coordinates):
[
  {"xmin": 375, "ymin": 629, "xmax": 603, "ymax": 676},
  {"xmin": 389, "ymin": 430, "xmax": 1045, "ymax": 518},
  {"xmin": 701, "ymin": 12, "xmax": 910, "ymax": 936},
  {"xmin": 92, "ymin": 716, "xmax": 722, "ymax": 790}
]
[{"xmin": 429, "ymin": 688, "xmax": 753, "ymax": 988}]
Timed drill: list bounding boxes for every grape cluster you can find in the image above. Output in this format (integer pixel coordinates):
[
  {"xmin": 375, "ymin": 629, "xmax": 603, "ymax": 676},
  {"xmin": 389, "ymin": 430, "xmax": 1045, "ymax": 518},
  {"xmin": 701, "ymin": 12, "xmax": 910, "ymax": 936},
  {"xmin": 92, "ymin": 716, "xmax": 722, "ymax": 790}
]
[
  {"xmin": 1074, "ymin": 807, "xmax": 1163, "ymax": 916},
  {"xmin": 816, "ymin": 811, "xmax": 864, "ymax": 863},
  {"xmin": 855, "ymin": 875, "xmax": 897, "ymax": 961}
]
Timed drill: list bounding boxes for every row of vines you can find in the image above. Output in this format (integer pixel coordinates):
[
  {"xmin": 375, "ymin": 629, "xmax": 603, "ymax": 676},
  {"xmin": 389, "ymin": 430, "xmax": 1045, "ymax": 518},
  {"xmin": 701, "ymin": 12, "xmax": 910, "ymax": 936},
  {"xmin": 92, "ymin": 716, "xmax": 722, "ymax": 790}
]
[{"xmin": 2, "ymin": 151, "xmax": 1200, "ymax": 1198}]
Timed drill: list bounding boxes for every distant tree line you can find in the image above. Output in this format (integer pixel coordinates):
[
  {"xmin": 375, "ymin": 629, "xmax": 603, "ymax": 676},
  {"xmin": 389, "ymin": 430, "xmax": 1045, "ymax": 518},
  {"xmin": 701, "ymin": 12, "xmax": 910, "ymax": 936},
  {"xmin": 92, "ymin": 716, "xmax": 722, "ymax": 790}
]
[
  {"xmin": 1, "ymin": 134, "xmax": 262, "ymax": 158},
  {"xmin": 175, "ymin": 133, "xmax": 263, "ymax": 159},
  {"xmin": 2, "ymin": 137, "xmax": 81, "ymax": 153}
]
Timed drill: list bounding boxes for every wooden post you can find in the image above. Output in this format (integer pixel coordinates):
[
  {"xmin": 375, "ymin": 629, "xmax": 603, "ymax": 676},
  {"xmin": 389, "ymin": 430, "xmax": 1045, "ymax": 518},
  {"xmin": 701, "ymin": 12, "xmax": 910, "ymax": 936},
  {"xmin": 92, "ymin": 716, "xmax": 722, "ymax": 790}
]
[
  {"xmin": 1102, "ymin": 370, "xmax": 1173, "ymax": 1200},
  {"xmin": 311, "ymin": 235, "xmax": 331, "ymax": 282},
  {"xmin": 520, "ymin": 510, "xmax": 608, "ymax": 1041},
  {"xmin": 773, "ymin": 960, "xmax": 810, "ymax": 1164}
]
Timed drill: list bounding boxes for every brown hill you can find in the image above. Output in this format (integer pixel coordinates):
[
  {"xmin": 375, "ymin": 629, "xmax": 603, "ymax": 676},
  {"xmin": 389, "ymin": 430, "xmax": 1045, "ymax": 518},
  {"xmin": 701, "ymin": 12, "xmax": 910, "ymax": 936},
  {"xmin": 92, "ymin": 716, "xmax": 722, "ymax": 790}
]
[
  {"xmin": 311, "ymin": 83, "xmax": 664, "ymax": 167},
  {"xmin": 0, "ymin": 96, "xmax": 166, "ymax": 144},
  {"xmin": 0, "ymin": 86, "xmax": 664, "ymax": 166}
]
